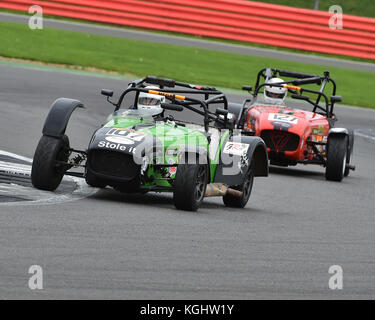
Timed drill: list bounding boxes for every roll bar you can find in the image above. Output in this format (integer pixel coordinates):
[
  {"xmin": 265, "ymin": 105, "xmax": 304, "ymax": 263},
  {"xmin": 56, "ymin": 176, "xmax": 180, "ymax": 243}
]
[
  {"xmin": 103, "ymin": 76, "xmax": 229, "ymax": 132},
  {"xmin": 250, "ymin": 68, "xmax": 339, "ymax": 118}
]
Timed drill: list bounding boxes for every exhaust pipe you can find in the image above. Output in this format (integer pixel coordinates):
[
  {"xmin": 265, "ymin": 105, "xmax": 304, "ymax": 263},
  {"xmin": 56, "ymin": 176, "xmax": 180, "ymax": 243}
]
[{"xmin": 205, "ymin": 183, "xmax": 243, "ymax": 198}]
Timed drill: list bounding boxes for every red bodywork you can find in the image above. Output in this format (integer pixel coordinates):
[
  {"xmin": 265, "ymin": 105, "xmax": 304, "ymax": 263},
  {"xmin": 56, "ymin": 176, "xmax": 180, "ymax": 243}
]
[{"xmin": 243, "ymin": 104, "xmax": 330, "ymax": 164}]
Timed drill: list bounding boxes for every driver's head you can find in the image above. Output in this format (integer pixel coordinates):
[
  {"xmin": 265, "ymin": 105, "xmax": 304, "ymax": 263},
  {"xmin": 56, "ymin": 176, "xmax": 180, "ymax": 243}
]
[
  {"xmin": 264, "ymin": 78, "xmax": 287, "ymax": 105},
  {"xmin": 137, "ymin": 86, "xmax": 165, "ymax": 116}
]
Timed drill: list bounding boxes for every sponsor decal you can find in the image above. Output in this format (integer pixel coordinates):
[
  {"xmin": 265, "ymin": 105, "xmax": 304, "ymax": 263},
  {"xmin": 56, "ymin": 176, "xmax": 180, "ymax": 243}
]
[
  {"xmin": 165, "ymin": 148, "xmax": 179, "ymax": 156},
  {"xmin": 105, "ymin": 136, "xmax": 134, "ymax": 145},
  {"xmin": 268, "ymin": 113, "xmax": 298, "ymax": 124},
  {"xmin": 313, "ymin": 127, "xmax": 325, "ymax": 135},
  {"xmin": 311, "ymin": 134, "xmax": 326, "ymax": 152},
  {"xmin": 106, "ymin": 128, "xmax": 145, "ymax": 145},
  {"xmin": 167, "ymin": 158, "xmax": 177, "ymax": 175},
  {"xmin": 238, "ymin": 153, "xmax": 249, "ymax": 173},
  {"xmin": 98, "ymin": 141, "xmax": 137, "ymax": 153},
  {"xmin": 311, "ymin": 135, "xmax": 325, "ymax": 142},
  {"xmin": 169, "ymin": 167, "xmax": 177, "ymax": 175},
  {"xmin": 223, "ymin": 142, "xmax": 249, "ymax": 156}
]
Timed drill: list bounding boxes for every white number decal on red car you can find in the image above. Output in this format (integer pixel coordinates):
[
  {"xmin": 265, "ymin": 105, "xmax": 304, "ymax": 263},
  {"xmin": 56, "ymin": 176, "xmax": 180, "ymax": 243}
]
[{"xmin": 268, "ymin": 113, "xmax": 298, "ymax": 124}]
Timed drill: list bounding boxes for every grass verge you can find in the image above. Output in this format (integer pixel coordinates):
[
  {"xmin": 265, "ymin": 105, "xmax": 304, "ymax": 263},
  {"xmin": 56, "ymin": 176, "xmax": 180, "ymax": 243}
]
[
  {"xmin": 0, "ymin": 21, "xmax": 374, "ymax": 108},
  {"xmin": 1, "ymin": 8, "xmax": 375, "ymax": 65}
]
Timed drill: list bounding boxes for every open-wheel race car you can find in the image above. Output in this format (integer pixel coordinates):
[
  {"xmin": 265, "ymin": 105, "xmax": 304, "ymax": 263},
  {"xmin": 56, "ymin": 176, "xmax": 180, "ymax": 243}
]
[
  {"xmin": 31, "ymin": 76, "xmax": 268, "ymax": 211},
  {"xmin": 229, "ymin": 68, "xmax": 355, "ymax": 182}
]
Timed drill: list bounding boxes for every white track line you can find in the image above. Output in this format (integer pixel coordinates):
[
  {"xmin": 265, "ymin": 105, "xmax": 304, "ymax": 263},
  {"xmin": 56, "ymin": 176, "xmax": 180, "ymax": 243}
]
[
  {"xmin": 354, "ymin": 130, "xmax": 375, "ymax": 142},
  {"xmin": 0, "ymin": 150, "xmax": 33, "ymax": 163},
  {"xmin": 0, "ymin": 161, "xmax": 32, "ymax": 175},
  {"xmin": 0, "ymin": 149, "xmax": 98, "ymax": 206}
]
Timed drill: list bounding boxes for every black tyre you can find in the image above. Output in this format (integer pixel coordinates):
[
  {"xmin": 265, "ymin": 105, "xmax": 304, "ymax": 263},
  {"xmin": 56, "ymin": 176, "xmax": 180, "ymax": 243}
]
[
  {"xmin": 85, "ymin": 169, "xmax": 107, "ymax": 188},
  {"xmin": 173, "ymin": 163, "xmax": 208, "ymax": 211},
  {"xmin": 325, "ymin": 134, "xmax": 348, "ymax": 182},
  {"xmin": 344, "ymin": 129, "xmax": 354, "ymax": 177},
  {"xmin": 223, "ymin": 161, "xmax": 254, "ymax": 208},
  {"xmin": 31, "ymin": 135, "xmax": 70, "ymax": 191}
]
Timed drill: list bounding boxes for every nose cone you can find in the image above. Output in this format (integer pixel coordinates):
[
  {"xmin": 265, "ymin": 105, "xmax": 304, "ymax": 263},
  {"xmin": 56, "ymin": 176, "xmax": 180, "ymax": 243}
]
[
  {"xmin": 255, "ymin": 106, "xmax": 311, "ymax": 135},
  {"xmin": 89, "ymin": 127, "xmax": 157, "ymax": 158}
]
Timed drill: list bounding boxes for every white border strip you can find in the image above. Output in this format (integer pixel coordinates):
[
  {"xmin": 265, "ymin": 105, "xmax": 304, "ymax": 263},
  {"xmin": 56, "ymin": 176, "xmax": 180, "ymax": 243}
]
[
  {"xmin": 355, "ymin": 130, "xmax": 375, "ymax": 141},
  {"xmin": 0, "ymin": 150, "xmax": 33, "ymax": 163},
  {"xmin": 0, "ymin": 150, "xmax": 98, "ymax": 206}
]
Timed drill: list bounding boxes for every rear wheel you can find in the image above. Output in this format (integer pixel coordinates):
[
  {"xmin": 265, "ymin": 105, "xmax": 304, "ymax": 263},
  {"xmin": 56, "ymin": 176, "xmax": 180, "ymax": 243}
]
[
  {"xmin": 173, "ymin": 163, "xmax": 208, "ymax": 211},
  {"xmin": 223, "ymin": 161, "xmax": 254, "ymax": 208},
  {"xmin": 31, "ymin": 135, "xmax": 70, "ymax": 191},
  {"xmin": 325, "ymin": 135, "xmax": 348, "ymax": 182}
]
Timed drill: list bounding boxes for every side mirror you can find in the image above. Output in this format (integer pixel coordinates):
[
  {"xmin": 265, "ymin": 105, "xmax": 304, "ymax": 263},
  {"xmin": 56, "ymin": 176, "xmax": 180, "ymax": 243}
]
[
  {"xmin": 291, "ymin": 94, "xmax": 310, "ymax": 101},
  {"xmin": 101, "ymin": 89, "xmax": 114, "ymax": 97},
  {"xmin": 292, "ymin": 77, "xmax": 322, "ymax": 86},
  {"xmin": 227, "ymin": 112, "xmax": 236, "ymax": 128},
  {"xmin": 242, "ymin": 85, "xmax": 253, "ymax": 92},
  {"xmin": 331, "ymin": 96, "xmax": 342, "ymax": 103},
  {"xmin": 161, "ymin": 103, "xmax": 183, "ymax": 112},
  {"xmin": 146, "ymin": 76, "xmax": 175, "ymax": 88},
  {"xmin": 216, "ymin": 108, "xmax": 228, "ymax": 116},
  {"xmin": 217, "ymin": 111, "xmax": 236, "ymax": 129}
]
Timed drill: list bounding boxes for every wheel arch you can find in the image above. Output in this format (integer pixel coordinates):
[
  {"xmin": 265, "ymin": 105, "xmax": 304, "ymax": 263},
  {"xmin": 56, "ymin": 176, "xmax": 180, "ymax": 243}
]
[
  {"xmin": 325, "ymin": 129, "xmax": 349, "ymax": 182},
  {"xmin": 328, "ymin": 128, "xmax": 349, "ymax": 153},
  {"xmin": 252, "ymin": 141, "xmax": 269, "ymax": 177},
  {"xmin": 214, "ymin": 134, "xmax": 268, "ymax": 185},
  {"xmin": 42, "ymin": 98, "xmax": 85, "ymax": 138},
  {"xmin": 328, "ymin": 128, "xmax": 348, "ymax": 137}
]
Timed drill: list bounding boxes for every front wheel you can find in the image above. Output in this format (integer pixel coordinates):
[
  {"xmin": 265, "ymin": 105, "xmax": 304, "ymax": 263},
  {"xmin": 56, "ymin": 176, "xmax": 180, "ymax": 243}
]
[
  {"xmin": 31, "ymin": 135, "xmax": 70, "ymax": 191},
  {"xmin": 173, "ymin": 164, "xmax": 208, "ymax": 211},
  {"xmin": 325, "ymin": 135, "xmax": 348, "ymax": 182},
  {"xmin": 223, "ymin": 161, "xmax": 254, "ymax": 208}
]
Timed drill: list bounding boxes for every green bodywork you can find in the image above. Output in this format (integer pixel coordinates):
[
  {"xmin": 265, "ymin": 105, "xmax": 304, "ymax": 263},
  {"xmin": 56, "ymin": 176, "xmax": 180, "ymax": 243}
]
[{"xmin": 103, "ymin": 110, "xmax": 229, "ymax": 190}]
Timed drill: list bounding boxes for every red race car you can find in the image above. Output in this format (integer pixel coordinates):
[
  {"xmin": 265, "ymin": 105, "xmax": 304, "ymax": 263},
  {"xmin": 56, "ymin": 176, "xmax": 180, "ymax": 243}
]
[{"xmin": 230, "ymin": 68, "xmax": 355, "ymax": 182}]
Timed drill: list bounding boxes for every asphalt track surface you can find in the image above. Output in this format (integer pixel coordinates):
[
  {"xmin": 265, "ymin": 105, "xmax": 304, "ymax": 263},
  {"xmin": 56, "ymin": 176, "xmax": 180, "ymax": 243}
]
[
  {"xmin": 0, "ymin": 62, "xmax": 375, "ymax": 299},
  {"xmin": 1, "ymin": 12, "xmax": 375, "ymax": 73}
]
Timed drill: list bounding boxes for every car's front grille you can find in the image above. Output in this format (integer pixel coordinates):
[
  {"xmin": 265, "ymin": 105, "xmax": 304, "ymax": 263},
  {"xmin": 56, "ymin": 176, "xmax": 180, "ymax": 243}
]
[
  {"xmin": 89, "ymin": 150, "xmax": 139, "ymax": 179},
  {"xmin": 261, "ymin": 130, "xmax": 300, "ymax": 152}
]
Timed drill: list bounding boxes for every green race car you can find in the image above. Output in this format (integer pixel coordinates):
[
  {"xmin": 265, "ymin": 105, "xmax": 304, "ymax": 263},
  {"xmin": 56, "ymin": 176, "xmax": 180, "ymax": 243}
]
[{"xmin": 31, "ymin": 76, "xmax": 268, "ymax": 211}]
